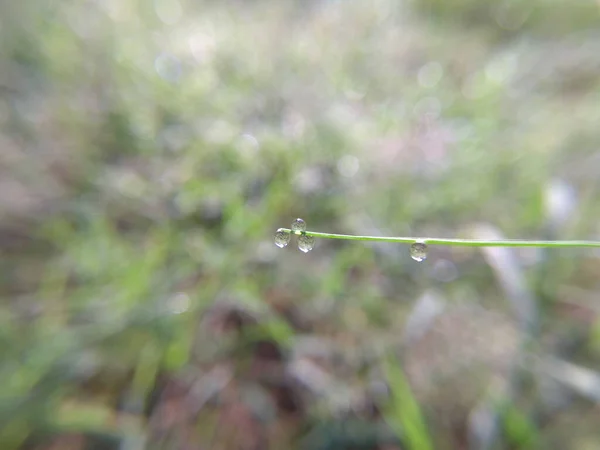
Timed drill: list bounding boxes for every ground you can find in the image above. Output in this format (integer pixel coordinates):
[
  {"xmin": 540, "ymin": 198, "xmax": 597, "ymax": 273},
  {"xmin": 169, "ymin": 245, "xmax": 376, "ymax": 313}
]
[{"xmin": 1, "ymin": 1, "xmax": 600, "ymax": 449}]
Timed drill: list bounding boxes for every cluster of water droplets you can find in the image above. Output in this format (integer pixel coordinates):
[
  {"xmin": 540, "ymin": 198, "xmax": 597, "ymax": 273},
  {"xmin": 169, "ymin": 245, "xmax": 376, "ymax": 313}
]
[
  {"xmin": 274, "ymin": 218, "xmax": 315, "ymax": 253},
  {"xmin": 410, "ymin": 240, "xmax": 428, "ymax": 262},
  {"xmin": 275, "ymin": 218, "xmax": 428, "ymax": 261}
]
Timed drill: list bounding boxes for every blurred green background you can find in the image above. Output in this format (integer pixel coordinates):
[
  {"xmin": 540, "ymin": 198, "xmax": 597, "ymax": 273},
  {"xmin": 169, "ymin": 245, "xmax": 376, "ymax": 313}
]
[{"xmin": 1, "ymin": 0, "xmax": 600, "ymax": 449}]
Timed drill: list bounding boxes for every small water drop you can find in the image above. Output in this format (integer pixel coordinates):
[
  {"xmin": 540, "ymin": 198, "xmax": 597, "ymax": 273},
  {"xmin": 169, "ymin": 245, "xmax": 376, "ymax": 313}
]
[
  {"xmin": 291, "ymin": 218, "xmax": 307, "ymax": 232},
  {"xmin": 298, "ymin": 234, "xmax": 315, "ymax": 253},
  {"xmin": 274, "ymin": 229, "xmax": 291, "ymax": 248},
  {"xmin": 410, "ymin": 240, "xmax": 428, "ymax": 262}
]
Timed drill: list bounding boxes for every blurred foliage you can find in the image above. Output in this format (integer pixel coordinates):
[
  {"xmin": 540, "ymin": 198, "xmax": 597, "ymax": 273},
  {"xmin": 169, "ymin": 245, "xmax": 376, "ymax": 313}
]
[{"xmin": 1, "ymin": 0, "xmax": 600, "ymax": 449}]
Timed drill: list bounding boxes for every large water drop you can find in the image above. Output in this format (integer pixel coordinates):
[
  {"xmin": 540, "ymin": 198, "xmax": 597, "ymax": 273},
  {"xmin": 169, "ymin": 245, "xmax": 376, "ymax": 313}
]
[
  {"xmin": 410, "ymin": 240, "xmax": 428, "ymax": 262},
  {"xmin": 274, "ymin": 229, "xmax": 291, "ymax": 248},
  {"xmin": 291, "ymin": 218, "xmax": 306, "ymax": 232},
  {"xmin": 298, "ymin": 234, "xmax": 315, "ymax": 253}
]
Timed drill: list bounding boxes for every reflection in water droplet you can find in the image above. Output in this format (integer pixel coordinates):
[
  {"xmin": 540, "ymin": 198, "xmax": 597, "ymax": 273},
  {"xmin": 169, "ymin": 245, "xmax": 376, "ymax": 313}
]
[
  {"xmin": 410, "ymin": 240, "xmax": 428, "ymax": 262},
  {"xmin": 298, "ymin": 234, "xmax": 315, "ymax": 253},
  {"xmin": 291, "ymin": 218, "xmax": 306, "ymax": 232},
  {"xmin": 274, "ymin": 229, "xmax": 291, "ymax": 248}
]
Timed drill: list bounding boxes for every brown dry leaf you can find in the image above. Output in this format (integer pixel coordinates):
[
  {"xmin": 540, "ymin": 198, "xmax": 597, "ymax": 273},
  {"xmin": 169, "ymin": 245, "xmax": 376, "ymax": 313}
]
[{"xmin": 212, "ymin": 401, "xmax": 268, "ymax": 450}]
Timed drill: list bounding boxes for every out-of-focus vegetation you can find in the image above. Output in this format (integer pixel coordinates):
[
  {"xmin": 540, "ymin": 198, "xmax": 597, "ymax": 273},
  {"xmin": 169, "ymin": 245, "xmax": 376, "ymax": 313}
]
[{"xmin": 1, "ymin": 0, "xmax": 600, "ymax": 449}]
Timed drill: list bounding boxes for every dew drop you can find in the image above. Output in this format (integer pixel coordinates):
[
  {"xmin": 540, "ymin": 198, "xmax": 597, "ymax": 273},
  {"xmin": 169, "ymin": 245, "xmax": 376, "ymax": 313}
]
[
  {"xmin": 410, "ymin": 240, "xmax": 428, "ymax": 262},
  {"xmin": 274, "ymin": 229, "xmax": 291, "ymax": 248},
  {"xmin": 291, "ymin": 218, "xmax": 307, "ymax": 232},
  {"xmin": 298, "ymin": 233, "xmax": 315, "ymax": 253}
]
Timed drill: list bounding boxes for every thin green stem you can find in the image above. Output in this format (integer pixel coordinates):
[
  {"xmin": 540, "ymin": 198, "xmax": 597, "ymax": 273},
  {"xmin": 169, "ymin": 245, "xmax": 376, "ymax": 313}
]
[{"xmin": 276, "ymin": 228, "xmax": 600, "ymax": 248}]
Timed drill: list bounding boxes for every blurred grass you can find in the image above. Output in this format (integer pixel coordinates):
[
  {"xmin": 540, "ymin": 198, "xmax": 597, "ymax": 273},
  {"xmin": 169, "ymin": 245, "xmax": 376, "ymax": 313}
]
[
  {"xmin": 383, "ymin": 356, "xmax": 433, "ymax": 450},
  {"xmin": 1, "ymin": 0, "xmax": 600, "ymax": 448}
]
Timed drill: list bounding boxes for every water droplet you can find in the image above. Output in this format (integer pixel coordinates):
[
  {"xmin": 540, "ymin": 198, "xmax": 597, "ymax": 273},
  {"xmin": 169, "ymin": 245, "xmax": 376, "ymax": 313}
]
[
  {"xmin": 410, "ymin": 240, "xmax": 428, "ymax": 262},
  {"xmin": 274, "ymin": 229, "xmax": 291, "ymax": 248},
  {"xmin": 291, "ymin": 218, "xmax": 306, "ymax": 232},
  {"xmin": 298, "ymin": 234, "xmax": 315, "ymax": 253}
]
